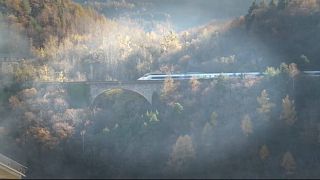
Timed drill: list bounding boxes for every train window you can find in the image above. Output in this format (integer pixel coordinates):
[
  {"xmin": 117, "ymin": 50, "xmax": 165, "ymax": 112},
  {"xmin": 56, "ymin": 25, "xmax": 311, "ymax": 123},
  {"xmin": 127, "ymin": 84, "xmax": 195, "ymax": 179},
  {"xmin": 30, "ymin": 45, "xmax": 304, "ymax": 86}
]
[{"xmin": 151, "ymin": 76, "xmax": 165, "ymax": 79}]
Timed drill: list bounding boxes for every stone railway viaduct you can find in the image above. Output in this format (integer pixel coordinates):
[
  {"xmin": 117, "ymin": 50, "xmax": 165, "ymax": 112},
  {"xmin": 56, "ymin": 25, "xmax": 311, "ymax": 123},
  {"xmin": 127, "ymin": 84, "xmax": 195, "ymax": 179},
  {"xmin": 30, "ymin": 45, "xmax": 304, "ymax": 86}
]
[{"xmin": 33, "ymin": 81, "xmax": 165, "ymax": 105}]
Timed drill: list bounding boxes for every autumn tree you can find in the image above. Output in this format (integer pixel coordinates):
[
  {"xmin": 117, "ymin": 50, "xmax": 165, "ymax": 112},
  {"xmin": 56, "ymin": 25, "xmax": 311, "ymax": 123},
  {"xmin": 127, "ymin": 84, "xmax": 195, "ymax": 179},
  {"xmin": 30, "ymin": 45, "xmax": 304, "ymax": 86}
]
[
  {"xmin": 167, "ymin": 135, "xmax": 196, "ymax": 174},
  {"xmin": 257, "ymin": 89, "xmax": 275, "ymax": 117},
  {"xmin": 14, "ymin": 61, "xmax": 36, "ymax": 82},
  {"xmin": 189, "ymin": 77, "xmax": 200, "ymax": 92},
  {"xmin": 162, "ymin": 76, "xmax": 178, "ymax": 97},
  {"xmin": 201, "ymin": 122, "xmax": 214, "ymax": 145},
  {"xmin": 38, "ymin": 64, "xmax": 54, "ymax": 81},
  {"xmin": 281, "ymin": 151, "xmax": 296, "ymax": 175},
  {"xmin": 160, "ymin": 30, "xmax": 181, "ymax": 54},
  {"xmin": 288, "ymin": 63, "xmax": 299, "ymax": 92},
  {"xmin": 280, "ymin": 95, "xmax": 297, "ymax": 126},
  {"xmin": 264, "ymin": 66, "xmax": 280, "ymax": 77},
  {"xmin": 241, "ymin": 114, "xmax": 253, "ymax": 136}
]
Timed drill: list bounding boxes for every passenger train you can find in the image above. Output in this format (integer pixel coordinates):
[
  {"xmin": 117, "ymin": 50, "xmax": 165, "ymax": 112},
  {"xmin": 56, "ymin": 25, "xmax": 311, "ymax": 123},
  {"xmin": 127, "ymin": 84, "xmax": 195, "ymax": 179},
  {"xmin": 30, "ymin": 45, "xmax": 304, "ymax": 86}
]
[{"xmin": 137, "ymin": 71, "xmax": 320, "ymax": 80}]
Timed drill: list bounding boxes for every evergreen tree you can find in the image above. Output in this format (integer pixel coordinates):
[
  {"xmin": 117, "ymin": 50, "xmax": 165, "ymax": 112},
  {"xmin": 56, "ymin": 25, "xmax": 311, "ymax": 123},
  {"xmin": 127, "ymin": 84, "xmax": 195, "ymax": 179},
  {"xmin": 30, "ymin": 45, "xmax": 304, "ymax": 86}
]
[
  {"xmin": 248, "ymin": 0, "xmax": 259, "ymax": 14},
  {"xmin": 245, "ymin": 0, "xmax": 259, "ymax": 30}
]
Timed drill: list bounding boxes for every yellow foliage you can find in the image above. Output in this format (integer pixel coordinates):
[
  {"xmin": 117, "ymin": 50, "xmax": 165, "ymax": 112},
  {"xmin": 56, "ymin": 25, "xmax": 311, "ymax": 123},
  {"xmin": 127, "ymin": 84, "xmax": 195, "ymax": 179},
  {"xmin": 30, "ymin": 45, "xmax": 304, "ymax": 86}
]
[
  {"xmin": 8, "ymin": 96, "xmax": 21, "ymax": 109},
  {"xmin": 167, "ymin": 135, "xmax": 195, "ymax": 173},
  {"xmin": 162, "ymin": 77, "xmax": 178, "ymax": 97},
  {"xmin": 29, "ymin": 127, "xmax": 58, "ymax": 149},
  {"xmin": 57, "ymin": 71, "xmax": 66, "ymax": 82},
  {"xmin": 189, "ymin": 77, "xmax": 200, "ymax": 92},
  {"xmin": 280, "ymin": 95, "xmax": 297, "ymax": 126},
  {"xmin": 257, "ymin": 89, "xmax": 275, "ymax": 114}
]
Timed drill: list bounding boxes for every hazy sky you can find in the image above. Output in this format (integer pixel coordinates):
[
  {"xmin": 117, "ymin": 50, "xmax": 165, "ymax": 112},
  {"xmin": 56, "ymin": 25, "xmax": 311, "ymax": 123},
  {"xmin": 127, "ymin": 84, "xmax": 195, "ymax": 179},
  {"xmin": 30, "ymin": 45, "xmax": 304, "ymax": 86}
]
[
  {"xmin": 138, "ymin": 0, "xmax": 255, "ymax": 30},
  {"xmin": 79, "ymin": 0, "xmax": 255, "ymax": 31}
]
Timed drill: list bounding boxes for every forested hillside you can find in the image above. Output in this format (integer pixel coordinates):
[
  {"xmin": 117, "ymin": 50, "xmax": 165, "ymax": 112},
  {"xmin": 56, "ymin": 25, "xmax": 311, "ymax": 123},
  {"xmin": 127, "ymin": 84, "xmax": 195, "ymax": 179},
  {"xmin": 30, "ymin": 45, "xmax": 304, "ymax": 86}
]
[
  {"xmin": 161, "ymin": 0, "xmax": 320, "ymax": 73},
  {"xmin": 0, "ymin": 0, "xmax": 320, "ymax": 179},
  {"xmin": 0, "ymin": 0, "xmax": 104, "ymax": 47}
]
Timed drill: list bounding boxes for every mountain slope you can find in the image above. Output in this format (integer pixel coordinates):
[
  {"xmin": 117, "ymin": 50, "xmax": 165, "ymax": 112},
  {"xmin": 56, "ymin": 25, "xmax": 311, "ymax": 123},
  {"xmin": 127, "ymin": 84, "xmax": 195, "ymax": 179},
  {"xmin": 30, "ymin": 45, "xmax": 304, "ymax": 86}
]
[
  {"xmin": 0, "ymin": 0, "xmax": 105, "ymax": 48},
  {"xmin": 164, "ymin": 0, "xmax": 320, "ymax": 72}
]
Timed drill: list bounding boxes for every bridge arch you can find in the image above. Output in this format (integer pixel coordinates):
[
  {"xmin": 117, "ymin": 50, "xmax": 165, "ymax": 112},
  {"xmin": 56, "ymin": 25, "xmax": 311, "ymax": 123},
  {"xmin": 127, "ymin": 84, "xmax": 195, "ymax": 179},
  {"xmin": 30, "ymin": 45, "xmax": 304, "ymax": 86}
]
[
  {"xmin": 90, "ymin": 88, "xmax": 153, "ymax": 134},
  {"xmin": 88, "ymin": 81, "xmax": 163, "ymax": 107},
  {"xmin": 90, "ymin": 88, "xmax": 152, "ymax": 109}
]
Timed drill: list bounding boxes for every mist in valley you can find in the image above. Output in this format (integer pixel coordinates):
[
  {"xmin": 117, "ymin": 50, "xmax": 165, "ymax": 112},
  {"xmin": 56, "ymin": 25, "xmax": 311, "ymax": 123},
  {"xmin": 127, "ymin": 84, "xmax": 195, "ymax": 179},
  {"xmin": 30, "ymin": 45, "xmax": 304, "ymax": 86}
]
[{"xmin": 0, "ymin": 0, "xmax": 320, "ymax": 178}]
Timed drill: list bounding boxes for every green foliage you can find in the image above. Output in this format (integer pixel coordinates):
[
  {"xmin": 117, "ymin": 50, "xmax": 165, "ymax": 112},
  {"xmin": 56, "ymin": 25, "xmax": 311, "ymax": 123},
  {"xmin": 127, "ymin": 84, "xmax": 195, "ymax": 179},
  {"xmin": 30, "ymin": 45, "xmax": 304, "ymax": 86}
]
[
  {"xmin": 30, "ymin": 17, "xmax": 42, "ymax": 32},
  {"xmin": 173, "ymin": 102, "xmax": 184, "ymax": 114},
  {"xmin": 146, "ymin": 110, "xmax": 159, "ymax": 123},
  {"xmin": 300, "ymin": 54, "xmax": 310, "ymax": 64},
  {"xmin": 280, "ymin": 62, "xmax": 289, "ymax": 74}
]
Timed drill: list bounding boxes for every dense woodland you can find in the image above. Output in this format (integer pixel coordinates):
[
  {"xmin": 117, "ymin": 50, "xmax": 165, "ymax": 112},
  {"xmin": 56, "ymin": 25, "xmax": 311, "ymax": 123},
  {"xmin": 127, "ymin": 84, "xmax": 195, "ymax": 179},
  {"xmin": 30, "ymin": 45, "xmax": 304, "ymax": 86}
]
[{"xmin": 0, "ymin": 0, "xmax": 320, "ymax": 178}]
